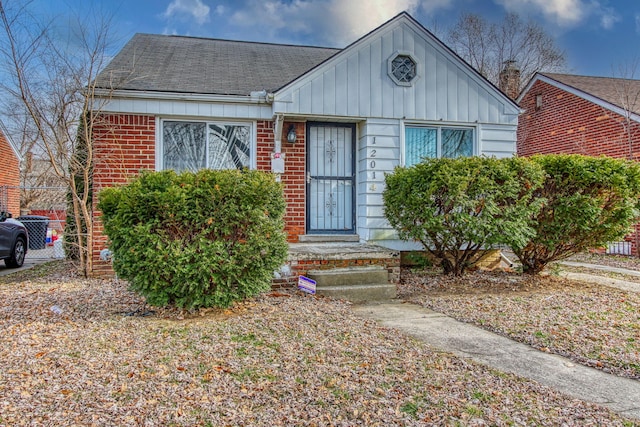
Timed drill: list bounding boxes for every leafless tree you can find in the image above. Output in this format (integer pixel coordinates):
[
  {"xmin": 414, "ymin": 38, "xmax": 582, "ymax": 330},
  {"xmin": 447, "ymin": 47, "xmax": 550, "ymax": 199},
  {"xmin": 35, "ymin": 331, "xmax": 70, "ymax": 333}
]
[
  {"xmin": 0, "ymin": 0, "xmax": 117, "ymax": 276},
  {"xmin": 610, "ymin": 60, "xmax": 640, "ymax": 161},
  {"xmin": 446, "ymin": 12, "xmax": 566, "ymax": 97}
]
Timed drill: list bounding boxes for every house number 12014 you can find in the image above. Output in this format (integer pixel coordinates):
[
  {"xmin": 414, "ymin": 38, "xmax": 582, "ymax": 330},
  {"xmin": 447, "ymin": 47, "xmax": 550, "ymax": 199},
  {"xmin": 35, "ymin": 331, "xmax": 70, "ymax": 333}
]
[{"xmin": 370, "ymin": 148, "xmax": 377, "ymax": 185}]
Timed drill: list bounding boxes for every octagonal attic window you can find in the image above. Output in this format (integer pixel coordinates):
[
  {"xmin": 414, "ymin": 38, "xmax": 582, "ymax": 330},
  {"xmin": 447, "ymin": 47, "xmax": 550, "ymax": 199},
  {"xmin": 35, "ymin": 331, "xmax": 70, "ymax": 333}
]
[{"xmin": 388, "ymin": 53, "xmax": 418, "ymax": 86}]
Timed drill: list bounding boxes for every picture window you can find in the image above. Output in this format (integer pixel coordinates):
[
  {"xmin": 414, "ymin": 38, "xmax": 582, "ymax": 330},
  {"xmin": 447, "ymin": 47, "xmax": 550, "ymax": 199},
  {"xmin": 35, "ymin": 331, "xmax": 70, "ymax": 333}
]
[
  {"xmin": 404, "ymin": 125, "xmax": 475, "ymax": 166},
  {"xmin": 162, "ymin": 120, "xmax": 253, "ymax": 172}
]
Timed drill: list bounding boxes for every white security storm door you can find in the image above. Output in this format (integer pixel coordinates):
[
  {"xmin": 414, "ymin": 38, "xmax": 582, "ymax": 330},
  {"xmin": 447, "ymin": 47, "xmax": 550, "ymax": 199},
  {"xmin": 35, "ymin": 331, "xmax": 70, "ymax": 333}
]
[{"xmin": 306, "ymin": 123, "xmax": 355, "ymax": 234}]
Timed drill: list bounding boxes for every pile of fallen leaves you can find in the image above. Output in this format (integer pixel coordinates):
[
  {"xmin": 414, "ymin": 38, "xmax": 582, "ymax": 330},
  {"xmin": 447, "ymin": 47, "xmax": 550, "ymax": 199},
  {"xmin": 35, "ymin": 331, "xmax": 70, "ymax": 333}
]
[
  {"xmin": 0, "ymin": 261, "xmax": 633, "ymax": 426},
  {"xmin": 400, "ymin": 268, "xmax": 640, "ymax": 380}
]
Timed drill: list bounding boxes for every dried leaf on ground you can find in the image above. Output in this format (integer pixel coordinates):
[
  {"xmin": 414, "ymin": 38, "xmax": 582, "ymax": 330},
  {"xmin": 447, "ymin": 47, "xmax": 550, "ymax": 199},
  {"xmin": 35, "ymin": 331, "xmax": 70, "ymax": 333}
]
[{"xmin": 0, "ymin": 260, "xmax": 635, "ymax": 426}]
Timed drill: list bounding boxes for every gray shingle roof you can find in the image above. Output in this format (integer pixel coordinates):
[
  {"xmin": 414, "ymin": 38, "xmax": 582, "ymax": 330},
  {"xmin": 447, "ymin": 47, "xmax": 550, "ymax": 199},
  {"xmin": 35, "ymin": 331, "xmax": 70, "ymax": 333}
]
[
  {"xmin": 96, "ymin": 34, "xmax": 340, "ymax": 96},
  {"xmin": 542, "ymin": 73, "xmax": 640, "ymax": 116}
]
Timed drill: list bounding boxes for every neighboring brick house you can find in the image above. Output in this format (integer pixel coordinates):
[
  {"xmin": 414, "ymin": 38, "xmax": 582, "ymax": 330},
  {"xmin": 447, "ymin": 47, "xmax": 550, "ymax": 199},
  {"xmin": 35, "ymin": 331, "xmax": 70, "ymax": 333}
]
[
  {"xmin": 90, "ymin": 12, "xmax": 520, "ymax": 276},
  {"xmin": 517, "ymin": 72, "xmax": 640, "ymax": 254},
  {"xmin": 0, "ymin": 119, "xmax": 21, "ymax": 217}
]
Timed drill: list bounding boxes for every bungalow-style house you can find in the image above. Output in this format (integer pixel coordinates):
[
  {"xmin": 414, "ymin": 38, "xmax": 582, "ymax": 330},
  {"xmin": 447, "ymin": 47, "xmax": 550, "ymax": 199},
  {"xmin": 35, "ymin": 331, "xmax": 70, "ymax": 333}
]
[
  {"xmin": 91, "ymin": 12, "xmax": 520, "ymax": 280},
  {"xmin": 517, "ymin": 72, "xmax": 640, "ymax": 254},
  {"xmin": 0, "ymin": 119, "xmax": 21, "ymax": 217}
]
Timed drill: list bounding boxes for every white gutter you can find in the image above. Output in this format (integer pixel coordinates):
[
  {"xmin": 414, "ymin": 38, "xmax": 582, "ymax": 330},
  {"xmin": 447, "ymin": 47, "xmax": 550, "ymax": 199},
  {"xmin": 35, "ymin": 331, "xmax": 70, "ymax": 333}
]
[{"xmin": 94, "ymin": 88, "xmax": 273, "ymax": 105}]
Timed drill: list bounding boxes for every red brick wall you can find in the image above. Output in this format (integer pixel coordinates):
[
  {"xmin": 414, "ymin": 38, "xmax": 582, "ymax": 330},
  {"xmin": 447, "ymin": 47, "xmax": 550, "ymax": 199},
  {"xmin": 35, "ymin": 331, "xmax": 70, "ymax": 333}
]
[
  {"xmin": 0, "ymin": 130, "xmax": 20, "ymax": 216},
  {"xmin": 518, "ymin": 80, "xmax": 640, "ymax": 158},
  {"xmin": 518, "ymin": 80, "xmax": 640, "ymax": 254},
  {"xmin": 91, "ymin": 114, "xmax": 156, "ymax": 276},
  {"xmin": 91, "ymin": 116, "xmax": 307, "ymax": 276},
  {"xmin": 257, "ymin": 120, "xmax": 306, "ymax": 242},
  {"xmin": 272, "ymin": 256, "xmax": 401, "ymax": 288}
]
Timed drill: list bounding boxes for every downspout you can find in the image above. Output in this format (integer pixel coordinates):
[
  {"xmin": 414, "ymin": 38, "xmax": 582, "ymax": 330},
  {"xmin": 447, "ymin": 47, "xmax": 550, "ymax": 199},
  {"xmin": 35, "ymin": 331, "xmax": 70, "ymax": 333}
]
[
  {"xmin": 273, "ymin": 113, "xmax": 283, "ymax": 154},
  {"xmin": 270, "ymin": 111, "xmax": 286, "ymax": 181}
]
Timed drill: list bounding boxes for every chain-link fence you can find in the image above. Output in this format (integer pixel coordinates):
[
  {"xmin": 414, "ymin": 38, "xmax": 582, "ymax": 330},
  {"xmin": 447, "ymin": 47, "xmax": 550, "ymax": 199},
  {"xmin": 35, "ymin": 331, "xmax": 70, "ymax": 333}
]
[
  {"xmin": 18, "ymin": 186, "xmax": 67, "ymax": 260},
  {"xmin": 0, "ymin": 185, "xmax": 20, "ymax": 217}
]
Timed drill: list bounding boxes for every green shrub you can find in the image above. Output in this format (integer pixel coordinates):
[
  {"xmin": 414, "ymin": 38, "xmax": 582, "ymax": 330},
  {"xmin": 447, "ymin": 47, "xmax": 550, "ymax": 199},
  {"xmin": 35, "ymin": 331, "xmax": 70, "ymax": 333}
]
[
  {"xmin": 98, "ymin": 169, "xmax": 288, "ymax": 309},
  {"xmin": 383, "ymin": 156, "xmax": 544, "ymax": 276},
  {"xmin": 510, "ymin": 154, "xmax": 640, "ymax": 274}
]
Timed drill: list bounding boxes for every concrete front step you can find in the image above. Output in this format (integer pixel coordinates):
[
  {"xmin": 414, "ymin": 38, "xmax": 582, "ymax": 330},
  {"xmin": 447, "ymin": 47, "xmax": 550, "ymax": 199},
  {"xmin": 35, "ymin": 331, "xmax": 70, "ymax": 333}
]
[
  {"xmin": 307, "ymin": 266, "xmax": 396, "ymax": 302},
  {"xmin": 307, "ymin": 266, "xmax": 389, "ymax": 287},
  {"xmin": 315, "ymin": 283, "xmax": 397, "ymax": 303}
]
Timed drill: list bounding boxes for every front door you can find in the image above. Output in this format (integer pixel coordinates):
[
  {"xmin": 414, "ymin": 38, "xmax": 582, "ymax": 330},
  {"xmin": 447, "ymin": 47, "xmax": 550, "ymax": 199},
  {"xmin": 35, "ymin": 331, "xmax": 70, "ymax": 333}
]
[{"xmin": 306, "ymin": 123, "xmax": 355, "ymax": 234}]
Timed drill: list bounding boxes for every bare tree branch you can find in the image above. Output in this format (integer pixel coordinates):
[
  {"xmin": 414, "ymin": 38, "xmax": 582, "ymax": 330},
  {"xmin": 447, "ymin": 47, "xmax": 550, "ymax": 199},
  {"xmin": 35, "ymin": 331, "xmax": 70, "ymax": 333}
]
[
  {"xmin": 0, "ymin": 0, "xmax": 118, "ymax": 276},
  {"xmin": 446, "ymin": 12, "xmax": 566, "ymax": 97}
]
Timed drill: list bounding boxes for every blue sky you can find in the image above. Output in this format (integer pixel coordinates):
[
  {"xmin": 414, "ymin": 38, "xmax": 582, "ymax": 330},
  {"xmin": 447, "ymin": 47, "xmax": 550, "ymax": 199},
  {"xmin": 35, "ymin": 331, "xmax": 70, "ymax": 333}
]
[{"xmin": 25, "ymin": 0, "xmax": 640, "ymax": 78}]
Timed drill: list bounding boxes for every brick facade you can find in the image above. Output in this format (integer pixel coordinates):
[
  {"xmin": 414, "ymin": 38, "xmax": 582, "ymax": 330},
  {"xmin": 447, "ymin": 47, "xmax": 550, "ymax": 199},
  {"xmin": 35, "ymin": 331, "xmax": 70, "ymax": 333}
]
[
  {"xmin": 91, "ymin": 114, "xmax": 157, "ymax": 276},
  {"xmin": 0, "ymin": 129, "xmax": 20, "ymax": 216},
  {"xmin": 91, "ymin": 115, "xmax": 309, "ymax": 276},
  {"xmin": 256, "ymin": 120, "xmax": 306, "ymax": 242},
  {"xmin": 518, "ymin": 80, "xmax": 640, "ymax": 158},
  {"xmin": 518, "ymin": 79, "xmax": 640, "ymax": 254}
]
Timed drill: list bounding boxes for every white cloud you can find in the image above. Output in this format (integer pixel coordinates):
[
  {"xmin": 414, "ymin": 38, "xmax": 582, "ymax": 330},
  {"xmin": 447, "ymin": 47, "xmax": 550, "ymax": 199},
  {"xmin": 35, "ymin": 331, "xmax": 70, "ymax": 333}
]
[
  {"xmin": 229, "ymin": 0, "xmax": 452, "ymax": 46},
  {"xmin": 163, "ymin": 0, "xmax": 211, "ymax": 25},
  {"xmin": 327, "ymin": 0, "xmax": 421, "ymax": 44},
  {"xmin": 495, "ymin": 0, "xmax": 622, "ymax": 30},
  {"xmin": 599, "ymin": 8, "xmax": 620, "ymax": 30},
  {"xmin": 494, "ymin": 0, "xmax": 585, "ymax": 26},
  {"xmin": 162, "ymin": 27, "xmax": 180, "ymax": 36}
]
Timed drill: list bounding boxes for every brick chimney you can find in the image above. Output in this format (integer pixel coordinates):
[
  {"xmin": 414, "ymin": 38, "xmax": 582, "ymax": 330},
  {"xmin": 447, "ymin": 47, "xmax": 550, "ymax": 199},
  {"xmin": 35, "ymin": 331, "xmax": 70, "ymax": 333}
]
[{"xmin": 499, "ymin": 60, "xmax": 520, "ymax": 100}]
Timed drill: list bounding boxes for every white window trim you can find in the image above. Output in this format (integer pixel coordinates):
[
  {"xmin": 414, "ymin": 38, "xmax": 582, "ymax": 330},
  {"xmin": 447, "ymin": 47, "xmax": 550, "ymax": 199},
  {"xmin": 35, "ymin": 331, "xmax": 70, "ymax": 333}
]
[
  {"xmin": 401, "ymin": 121, "xmax": 477, "ymax": 166},
  {"xmin": 155, "ymin": 117, "xmax": 257, "ymax": 171}
]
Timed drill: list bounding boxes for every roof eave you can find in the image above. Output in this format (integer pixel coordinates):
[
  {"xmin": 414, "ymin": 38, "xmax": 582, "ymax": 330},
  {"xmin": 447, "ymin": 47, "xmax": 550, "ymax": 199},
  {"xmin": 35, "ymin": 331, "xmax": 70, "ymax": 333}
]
[{"xmin": 94, "ymin": 88, "xmax": 272, "ymax": 105}]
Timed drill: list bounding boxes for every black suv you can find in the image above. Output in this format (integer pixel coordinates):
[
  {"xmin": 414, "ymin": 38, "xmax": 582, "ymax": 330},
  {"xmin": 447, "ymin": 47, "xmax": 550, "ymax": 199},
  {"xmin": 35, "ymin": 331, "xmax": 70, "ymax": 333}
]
[{"xmin": 0, "ymin": 211, "xmax": 28, "ymax": 268}]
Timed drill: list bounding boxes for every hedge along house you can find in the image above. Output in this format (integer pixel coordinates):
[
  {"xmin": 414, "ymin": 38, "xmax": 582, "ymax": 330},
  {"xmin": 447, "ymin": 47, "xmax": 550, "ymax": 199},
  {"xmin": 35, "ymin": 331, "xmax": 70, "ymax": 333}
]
[
  {"xmin": 0, "ymin": 119, "xmax": 21, "ymax": 217},
  {"xmin": 91, "ymin": 12, "xmax": 520, "ymax": 284},
  {"xmin": 517, "ymin": 72, "xmax": 640, "ymax": 255}
]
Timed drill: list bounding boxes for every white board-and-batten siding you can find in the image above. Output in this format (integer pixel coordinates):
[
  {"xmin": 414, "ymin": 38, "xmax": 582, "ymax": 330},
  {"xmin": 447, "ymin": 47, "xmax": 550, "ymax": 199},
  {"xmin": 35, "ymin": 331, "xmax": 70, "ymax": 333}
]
[{"xmin": 274, "ymin": 19, "xmax": 519, "ymax": 125}]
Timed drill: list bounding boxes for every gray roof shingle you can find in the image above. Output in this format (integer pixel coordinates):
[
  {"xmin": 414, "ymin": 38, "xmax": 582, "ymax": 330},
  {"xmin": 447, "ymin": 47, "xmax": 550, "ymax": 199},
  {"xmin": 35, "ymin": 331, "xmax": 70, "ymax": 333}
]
[
  {"xmin": 542, "ymin": 72, "xmax": 640, "ymax": 116},
  {"xmin": 96, "ymin": 34, "xmax": 340, "ymax": 96}
]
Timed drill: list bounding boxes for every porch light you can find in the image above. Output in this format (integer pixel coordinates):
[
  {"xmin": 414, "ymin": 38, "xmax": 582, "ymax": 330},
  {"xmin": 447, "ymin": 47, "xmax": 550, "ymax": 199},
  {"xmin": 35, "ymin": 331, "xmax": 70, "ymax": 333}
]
[{"xmin": 287, "ymin": 125, "xmax": 297, "ymax": 143}]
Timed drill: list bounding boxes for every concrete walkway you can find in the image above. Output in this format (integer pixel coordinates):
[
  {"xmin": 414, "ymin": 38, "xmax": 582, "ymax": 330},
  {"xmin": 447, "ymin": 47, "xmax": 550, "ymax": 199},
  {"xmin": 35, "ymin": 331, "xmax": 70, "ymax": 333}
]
[
  {"xmin": 560, "ymin": 261, "xmax": 640, "ymax": 278},
  {"xmin": 352, "ymin": 267, "xmax": 640, "ymax": 421},
  {"xmin": 558, "ymin": 261, "xmax": 640, "ymax": 294},
  {"xmin": 0, "ymin": 258, "xmax": 50, "ymax": 277}
]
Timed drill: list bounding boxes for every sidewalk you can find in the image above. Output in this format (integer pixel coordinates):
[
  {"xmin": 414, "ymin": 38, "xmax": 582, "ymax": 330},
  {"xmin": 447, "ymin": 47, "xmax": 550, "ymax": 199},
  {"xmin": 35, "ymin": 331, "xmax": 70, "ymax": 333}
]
[
  {"xmin": 0, "ymin": 253, "xmax": 54, "ymax": 277},
  {"xmin": 558, "ymin": 261, "xmax": 640, "ymax": 293},
  {"xmin": 352, "ymin": 267, "xmax": 640, "ymax": 421}
]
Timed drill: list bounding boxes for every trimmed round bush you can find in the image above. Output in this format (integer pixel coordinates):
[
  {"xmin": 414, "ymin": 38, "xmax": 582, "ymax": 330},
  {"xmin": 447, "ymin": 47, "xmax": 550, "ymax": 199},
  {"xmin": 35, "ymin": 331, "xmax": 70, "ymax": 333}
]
[
  {"xmin": 383, "ymin": 156, "xmax": 544, "ymax": 276},
  {"xmin": 98, "ymin": 169, "xmax": 288, "ymax": 309},
  {"xmin": 512, "ymin": 154, "xmax": 640, "ymax": 274}
]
